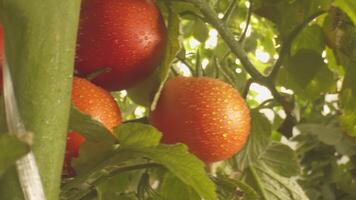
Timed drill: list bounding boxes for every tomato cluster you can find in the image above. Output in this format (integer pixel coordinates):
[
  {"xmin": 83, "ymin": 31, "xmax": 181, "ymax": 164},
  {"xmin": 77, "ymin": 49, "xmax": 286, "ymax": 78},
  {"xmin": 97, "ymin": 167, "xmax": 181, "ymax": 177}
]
[
  {"xmin": 65, "ymin": 0, "xmax": 166, "ymax": 175},
  {"xmin": 0, "ymin": 0, "xmax": 251, "ymax": 176}
]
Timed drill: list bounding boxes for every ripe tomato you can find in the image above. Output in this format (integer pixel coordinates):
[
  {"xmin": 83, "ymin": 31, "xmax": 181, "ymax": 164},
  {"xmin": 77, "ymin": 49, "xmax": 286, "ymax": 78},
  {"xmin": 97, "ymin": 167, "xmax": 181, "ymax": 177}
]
[
  {"xmin": 64, "ymin": 77, "xmax": 122, "ymax": 176},
  {"xmin": 150, "ymin": 77, "xmax": 251, "ymax": 163},
  {"xmin": 75, "ymin": 0, "xmax": 167, "ymax": 91}
]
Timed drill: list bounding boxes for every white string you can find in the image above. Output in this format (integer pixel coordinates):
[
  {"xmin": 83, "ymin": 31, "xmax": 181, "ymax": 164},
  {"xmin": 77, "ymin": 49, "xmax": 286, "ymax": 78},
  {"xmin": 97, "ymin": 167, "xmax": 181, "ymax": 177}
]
[{"xmin": 3, "ymin": 50, "xmax": 46, "ymax": 199}]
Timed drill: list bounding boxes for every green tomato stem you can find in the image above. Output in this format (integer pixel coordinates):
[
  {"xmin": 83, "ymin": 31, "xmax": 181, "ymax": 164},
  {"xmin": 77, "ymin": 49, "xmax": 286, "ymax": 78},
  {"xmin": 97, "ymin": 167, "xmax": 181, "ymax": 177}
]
[{"xmin": 0, "ymin": 0, "xmax": 81, "ymax": 199}]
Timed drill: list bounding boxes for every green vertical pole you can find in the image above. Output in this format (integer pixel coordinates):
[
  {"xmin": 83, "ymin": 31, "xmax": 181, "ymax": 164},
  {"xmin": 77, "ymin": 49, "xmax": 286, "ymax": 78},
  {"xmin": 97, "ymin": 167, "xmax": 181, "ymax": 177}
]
[{"xmin": 0, "ymin": 0, "xmax": 81, "ymax": 199}]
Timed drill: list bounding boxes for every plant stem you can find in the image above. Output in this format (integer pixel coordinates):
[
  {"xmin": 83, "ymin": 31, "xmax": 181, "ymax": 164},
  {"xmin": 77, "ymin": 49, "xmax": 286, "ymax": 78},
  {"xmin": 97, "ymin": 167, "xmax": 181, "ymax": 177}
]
[
  {"xmin": 0, "ymin": 1, "xmax": 81, "ymax": 199},
  {"xmin": 238, "ymin": 0, "xmax": 252, "ymax": 42},
  {"xmin": 177, "ymin": 56, "xmax": 195, "ymax": 75},
  {"xmin": 61, "ymin": 162, "xmax": 161, "ymax": 200},
  {"xmin": 184, "ymin": 0, "xmax": 293, "ymax": 112},
  {"xmin": 223, "ymin": 0, "xmax": 239, "ymax": 23},
  {"xmin": 185, "ymin": 0, "xmax": 267, "ymax": 82},
  {"xmin": 242, "ymin": 78, "xmax": 253, "ymax": 99},
  {"xmin": 214, "ymin": 57, "xmax": 236, "ymax": 87},
  {"xmin": 94, "ymin": 163, "xmax": 161, "ymax": 187}
]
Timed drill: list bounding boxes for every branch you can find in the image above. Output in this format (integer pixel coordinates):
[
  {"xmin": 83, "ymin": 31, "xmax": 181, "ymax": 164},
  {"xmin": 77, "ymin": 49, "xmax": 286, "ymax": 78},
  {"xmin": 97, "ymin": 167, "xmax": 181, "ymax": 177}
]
[
  {"xmin": 214, "ymin": 57, "xmax": 236, "ymax": 87},
  {"xmin": 268, "ymin": 11, "xmax": 326, "ymax": 80},
  {"xmin": 177, "ymin": 56, "xmax": 195, "ymax": 75},
  {"xmin": 196, "ymin": 49, "xmax": 203, "ymax": 77},
  {"xmin": 242, "ymin": 78, "xmax": 253, "ymax": 99},
  {"xmin": 184, "ymin": 0, "xmax": 293, "ymax": 111},
  {"xmin": 265, "ymin": 80, "xmax": 294, "ymax": 112},
  {"xmin": 223, "ymin": 0, "xmax": 239, "ymax": 23},
  {"xmin": 184, "ymin": 0, "xmax": 267, "ymax": 83},
  {"xmin": 179, "ymin": 11, "xmax": 205, "ymax": 22},
  {"xmin": 238, "ymin": 0, "xmax": 252, "ymax": 42},
  {"xmin": 93, "ymin": 163, "xmax": 161, "ymax": 187},
  {"xmin": 61, "ymin": 162, "xmax": 161, "ymax": 200}
]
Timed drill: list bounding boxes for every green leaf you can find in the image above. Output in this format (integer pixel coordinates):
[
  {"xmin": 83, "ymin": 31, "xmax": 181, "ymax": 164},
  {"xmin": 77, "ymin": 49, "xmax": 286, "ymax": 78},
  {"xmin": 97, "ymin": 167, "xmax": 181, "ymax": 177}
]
[
  {"xmin": 128, "ymin": 145, "xmax": 217, "ymax": 200},
  {"xmin": 128, "ymin": 3, "xmax": 180, "ymax": 107},
  {"xmin": 72, "ymin": 140, "xmax": 116, "ymax": 176},
  {"xmin": 61, "ymin": 150, "xmax": 136, "ymax": 200},
  {"xmin": 73, "ymin": 123, "xmax": 160, "ymax": 176},
  {"xmin": 232, "ymin": 110, "xmax": 304, "ymax": 198},
  {"xmin": 0, "ymin": 134, "xmax": 29, "ymax": 177},
  {"xmin": 151, "ymin": 5, "xmax": 181, "ymax": 110},
  {"xmin": 96, "ymin": 172, "xmax": 142, "ymax": 200},
  {"xmin": 245, "ymin": 164, "xmax": 308, "ymax": 200},
  {"xmin": 335, "ymin": 135, "xmax": 356, "ymax": 156},
  {"xmin": 291, "ymin": 24, "xmax": 325, "ymax": 55},
  {"xmin": 325, "ymin": 47, "xmax": 345, "ymax": 76},
  {"xmin": 295, "ymin": 121, "xmax": 356, "ymax": 156},
  {"xmin": 192, "ymin": 20, "xmax": 209, "ymax": 43},
  {"xmin": 233, "ymin": 110, "xmax": 272, "ymax": 170},
  {"xmin": 212, "ymin": 176, "xmax": 259, "ymax": 200},
  {"xmin": 158, "ymin": 172, "xmax": 200, "ymax": 200},
  {"xmin": 254, "ymin": 0, "xmax": 300, "ymax": 38},
  {"xmin": 115, "ymin": 123, "xmax": 161, "ymax": 148},
  {"xmin": 68, "ymin": 106, "xmax": 117, "ymax": 143},
  {"xmin": 340, "ymin": 63, "xmax": 356, "ymax": 136},
  {"xmin": 126, "ymin": 68, "xmax": 162, "ymax": 107},
  {"xmin": 260, "ymin": 142, "xmax": 300, "ymax": 177},
  {"xmin": 278, "ymin": 49, "xmax": 335, "ymax": 100},
  {"xmin": 254, "ymin": 0, "xmax": 330, "ymax": 39},
  {"xmin": 323, "ymin": 10, "xmax": 356, "ymax": 62},
  {"xmin": 106, "ymin": 193, "xmax": 138, "ymax": 200},
  {"xmin": 128, "ymin": 5, "xmax": 180, "ymax": 108},
  {"xmin": 297, "ymin": 123, "xmax": 343, "ymax": 146},
  {"xmin": 334, "ymin": 0, "xmax": 356, "ymax": 25},
  {"xmin": 62, "ymin": 124, "xmax": 217, "ymax": 200},
  {"xmin": 170, "ymin": 1, "xmax": 202, "ymax": 17},
  {"xmin": 286, "ymin": 49, "xmax": 325, "ymax": 87}
]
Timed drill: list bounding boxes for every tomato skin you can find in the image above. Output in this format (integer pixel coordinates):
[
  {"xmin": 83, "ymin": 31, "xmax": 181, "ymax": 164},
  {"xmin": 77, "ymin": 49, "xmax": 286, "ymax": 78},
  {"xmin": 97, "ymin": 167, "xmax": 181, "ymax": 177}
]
[
  {"xmin": 64, "ymin": 77, "xmax": 122, "ymax": 176},
  {"xmin": 75, "ymin": 0, "xmax": 167, "ymax": 91},
  {"xmin": 150, "ymin": 77, "xmax": 251, "ymax": 163}
]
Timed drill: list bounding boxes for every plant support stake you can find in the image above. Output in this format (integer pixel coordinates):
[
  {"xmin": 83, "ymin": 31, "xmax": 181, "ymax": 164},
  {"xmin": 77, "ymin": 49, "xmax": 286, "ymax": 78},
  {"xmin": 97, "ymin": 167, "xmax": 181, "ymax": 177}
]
[{"xmin": 2, "ymin": 53, "xmax": 46, "ymax": 200}]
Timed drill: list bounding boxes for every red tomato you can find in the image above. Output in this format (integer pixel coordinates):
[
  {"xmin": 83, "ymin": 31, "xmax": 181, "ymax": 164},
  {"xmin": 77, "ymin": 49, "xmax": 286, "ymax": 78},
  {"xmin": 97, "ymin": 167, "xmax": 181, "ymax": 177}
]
[
  {"xmin": 150, "ymin": 77, "xmax": 251, "ymax": 163},
  {"xmin": 64, "ymin": 77, "xmax": 122, "ymax": 176},
  {"xmin": 75, "ymin": 0, "xmax": 167, "ymax": 91}
]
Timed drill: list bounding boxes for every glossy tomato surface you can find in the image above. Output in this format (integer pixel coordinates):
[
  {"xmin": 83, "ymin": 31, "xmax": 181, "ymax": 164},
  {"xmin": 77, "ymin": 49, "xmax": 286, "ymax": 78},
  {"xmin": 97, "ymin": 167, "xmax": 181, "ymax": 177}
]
[
  {"xmin": 150, "ymin": 77, "xmax": 251, "ymax": 163},
  {"xmin": 64, "ymin": 77, "xmax": 122, "ymax": 176},
  {"xmin": 76, "ymin": 0, "xmax": 167, "ymax": 91}
]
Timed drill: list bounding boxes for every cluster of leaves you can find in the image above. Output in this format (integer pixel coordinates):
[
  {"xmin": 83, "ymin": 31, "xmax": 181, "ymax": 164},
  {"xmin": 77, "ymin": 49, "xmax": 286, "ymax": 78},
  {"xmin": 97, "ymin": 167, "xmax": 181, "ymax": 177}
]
[{"xmin": 1, "ymin": 0, "xmax": 356, "ymax": 200}]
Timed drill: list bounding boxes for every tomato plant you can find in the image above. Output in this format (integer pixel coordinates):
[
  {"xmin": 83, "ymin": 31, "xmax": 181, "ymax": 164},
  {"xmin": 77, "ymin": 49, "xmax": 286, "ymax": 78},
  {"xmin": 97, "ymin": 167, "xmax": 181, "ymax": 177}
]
[{"xmin": 1, "ymin": 0, "xmax": 356, "ymax": 200}]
